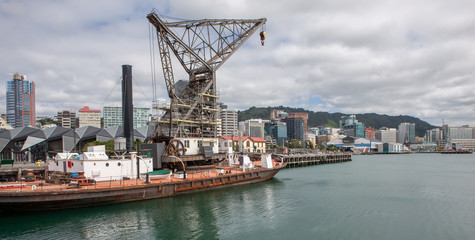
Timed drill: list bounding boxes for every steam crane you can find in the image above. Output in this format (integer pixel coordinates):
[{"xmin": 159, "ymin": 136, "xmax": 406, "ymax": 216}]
[{"xmin": 146, "ymin": 12, "xmax": 266, "ymax": 168}]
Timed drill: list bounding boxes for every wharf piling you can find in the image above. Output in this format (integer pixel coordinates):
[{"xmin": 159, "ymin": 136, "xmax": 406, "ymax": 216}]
[{"xmin": 273, "ymin": 153, "xmax": 351, "ymax": 168}]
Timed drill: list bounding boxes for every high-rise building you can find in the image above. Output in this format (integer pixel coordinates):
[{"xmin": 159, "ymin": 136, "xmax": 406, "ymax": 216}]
[
  {"xmin": 426, "ymin": 128, "xmax": 442, "ymax": 143},
  {"xmin": 375, "ymin": 127, "xmax": 397, "ymax": 143},
  {"xmin": 288, "ymin": 112, "xmax": 308, "ymax": 132},
  {"xmin": 57, "ymin": 110, "xmax": 77, "ymax": 129},
  {"xmin": 448, "ymin": 126, "xmax": 473, "ymax": 140},
  {"xmin": 264, "ymin": 120, "xmax": 287, "ymax": 146},
  {"xmin": 241, "ymin": 119, "xmax": 266, "ymax": 139},
  {"xmin": 283, "ymin": 117, "xmax": 304, "ymax": 141},
  {"xmin": 78, "ymin": 106, "xmax": 101, "ymax": 128},
  {"xmin": 219, "ymin": 106, "xmax": 238, "ymax": 136},
  {"xmin": 340, "ymin": 115, "xmax": 365, "ymax": 138},
  {"xmin": 398, "ymin": 122, "xmax": 416, "ymax": 144},
  {"xmin": 6, "ymin": 73, "xmax": 35, "ymax": 128},
  {"xmin": 103, "ymin": 106, "xmax": 150, "ymax": 129}
]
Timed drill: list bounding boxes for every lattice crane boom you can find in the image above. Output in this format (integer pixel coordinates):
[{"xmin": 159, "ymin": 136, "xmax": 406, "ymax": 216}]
[{"xmin": 147, "ymin": 12, "xmax": 266, "ymax": 139}]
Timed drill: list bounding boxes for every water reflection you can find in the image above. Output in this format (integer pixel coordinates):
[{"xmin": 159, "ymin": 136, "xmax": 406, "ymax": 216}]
[
  {"xmin": 79, "ymin": 207, "xmax": 158, "ymax": 239},
  {"xmin": 1, "ymin": 177, "xmax": 289, "ymax": 240}
]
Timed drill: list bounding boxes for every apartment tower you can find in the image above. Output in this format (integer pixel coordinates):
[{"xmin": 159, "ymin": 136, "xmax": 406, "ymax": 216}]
[{"xmin": 6, "ymin": 73, "xmax": 35, "ymax": 128}]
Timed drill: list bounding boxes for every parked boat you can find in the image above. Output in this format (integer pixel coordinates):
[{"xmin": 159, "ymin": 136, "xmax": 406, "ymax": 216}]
[{"xmin": 0, "ymin": 151, "xmax": 284, "ymax": 211}]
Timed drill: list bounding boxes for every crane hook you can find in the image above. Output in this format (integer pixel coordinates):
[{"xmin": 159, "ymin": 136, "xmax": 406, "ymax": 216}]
[{"xmin": 260, "ymin": 31, "xmax": 266, "ymax": 46}]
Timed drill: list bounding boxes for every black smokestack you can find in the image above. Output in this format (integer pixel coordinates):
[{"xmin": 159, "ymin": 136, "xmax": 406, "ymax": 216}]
[{"xmin": 122, "ymin": 65, "xmax": 134, "ymax": 152}]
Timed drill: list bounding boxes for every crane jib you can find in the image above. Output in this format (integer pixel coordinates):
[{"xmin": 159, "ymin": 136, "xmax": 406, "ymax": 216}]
[{"xmin": 147, "ymin": 11, "xmax": 266, "ymax": 139}]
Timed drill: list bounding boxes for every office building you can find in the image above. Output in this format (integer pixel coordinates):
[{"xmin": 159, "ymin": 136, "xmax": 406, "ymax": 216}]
[
  {"xmin": 264, "ymin": 120, "xmax": 287, "ymax": 146},
  {"xmin": 103, "ymin": 106, "xmax": 150, "ymax": 129},
  {"xmin": 57, "ymin": 110, "xmax": 77, "ymax": 129},
  {"xmin": 288, "ymin": 112, "xmax": 308, "ymax": 132},
  {"xmin": 78, "ymin": 106, "xmax": 101, "ymax": 128},
  {"xmin": 241, "ymin": 119, "xmax": 266, "ymax": 139},
  {"xmin": 375, "ymin": 127, "xmax": 397, "ymax": 144},
  {"xmin": 448, "ymin": 126, "xmax": 473, "ymax": 140},
  {"xmin": 426, "ymin": 128, "xmax": 442, "ymax": 143},
  {"xmin": 398, "ymin": 122, "xmax": 416, "ymax": 144},
  {"xmin": 283, "ymin": 117, "xmax": 304, "ymax": 141},
  {"xmin": 6, "ymin": 73, "xmax": 35, "ymax": 128},
  {"xmin": 219, "ymin": 106, "xmax": 238, "ymax": 136},
  {"xmin": 340, "ymin": 115, "xmax": 365, "ymax": 138}
]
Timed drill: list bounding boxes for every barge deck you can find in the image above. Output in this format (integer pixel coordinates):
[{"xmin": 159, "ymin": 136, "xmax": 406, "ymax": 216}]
[{"xmin": 0, "ymin": 161, "xmax": 284, "ymax": 211}]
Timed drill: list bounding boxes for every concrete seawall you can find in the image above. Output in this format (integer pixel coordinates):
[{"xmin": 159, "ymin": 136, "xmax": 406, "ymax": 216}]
[{"xmin": 273, "ymin": 153, "xmax": 352, "ymax": 167}]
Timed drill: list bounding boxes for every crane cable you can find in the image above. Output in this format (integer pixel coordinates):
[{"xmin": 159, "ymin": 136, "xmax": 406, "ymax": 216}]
[
  {"xmin": 132, "ymin": 76, "xmax": 151, "ymax": 104},
  {"xmin": 99, "ymin": 76, "xmax": 122, "ymax": 108},
  {"xmin": 148, "ymin": 22, "xmax": 157, "ymax": 102}
]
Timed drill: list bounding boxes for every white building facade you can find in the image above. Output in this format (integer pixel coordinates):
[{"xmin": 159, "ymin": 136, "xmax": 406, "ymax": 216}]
[
  {"xmin": 375, "ymin": 127, "xmax": 397, "ymax": 144},
  {"xmin": 78, "ymin": 106, "xmax": 101, "ymax": 128},
  {"xmin": 219, "ymin": 107, "xmax": 238, "ymax": 136},
  {"xmin": 103, "ymin": 106, "xmax": 150, "ymax": 129}
]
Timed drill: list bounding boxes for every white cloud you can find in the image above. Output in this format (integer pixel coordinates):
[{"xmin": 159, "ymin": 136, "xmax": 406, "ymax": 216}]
[{"xmin": 1, "ymin": 0, "xmax": 475, "ymax": 126}]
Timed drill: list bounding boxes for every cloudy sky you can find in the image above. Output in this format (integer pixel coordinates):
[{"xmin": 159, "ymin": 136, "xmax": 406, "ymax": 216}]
[{"xmin": 1, "ymin": 0, "xmax": 475, "ymax": 126}]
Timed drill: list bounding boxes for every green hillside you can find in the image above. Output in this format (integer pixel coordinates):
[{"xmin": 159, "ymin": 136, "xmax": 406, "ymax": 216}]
[{"xmin": 238, "ymin": 106, "xmax": 436, "ymax": 137}]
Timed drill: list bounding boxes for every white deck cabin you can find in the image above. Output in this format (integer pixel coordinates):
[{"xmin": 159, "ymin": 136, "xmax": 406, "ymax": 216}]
[
  {"xmin": 177, "ymin": 137, "xmax": 219, "ymax": 155},
  {"xmin": 48, "ymin": 145, "xmax": 153, "ymax": 182}
]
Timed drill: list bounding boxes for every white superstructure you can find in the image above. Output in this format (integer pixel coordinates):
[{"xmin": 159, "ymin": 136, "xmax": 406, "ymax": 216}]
[{"xmin": 48, "ymin": 146, "xmax": 153, "ymax": 181}]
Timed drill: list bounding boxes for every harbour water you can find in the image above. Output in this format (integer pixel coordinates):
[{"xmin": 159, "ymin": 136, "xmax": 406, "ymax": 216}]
[{"xmin": 1, "ymin": 153, "xmax": 475, "ymax": 240}]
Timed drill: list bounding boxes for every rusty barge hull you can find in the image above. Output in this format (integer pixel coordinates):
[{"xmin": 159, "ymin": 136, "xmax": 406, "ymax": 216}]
[{"xmin": 0, "ymin": 167, "xmax": 281, "ymax": 211}]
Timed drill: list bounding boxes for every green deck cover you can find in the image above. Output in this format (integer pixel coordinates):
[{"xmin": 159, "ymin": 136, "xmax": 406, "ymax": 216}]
[
  {"xmin": 0, "ymin": 159, "xmax": 14, "ymax": 167},
  {"xmin": 148, "ymin": 169, "xmax": 172, "ymax": 175}
]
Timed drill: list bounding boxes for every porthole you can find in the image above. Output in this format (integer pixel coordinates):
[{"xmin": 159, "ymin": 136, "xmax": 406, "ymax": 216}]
[
  {"xmin": 71, "ymin": 162, "xmax": 74, "ymax": 166},
  {"xmin": 105, "ymin": 163, "xmax": 109, "ymax": 167},
  {"xmin": 118, "ymin": 162, "xmax": 121, "ymax": 166}
]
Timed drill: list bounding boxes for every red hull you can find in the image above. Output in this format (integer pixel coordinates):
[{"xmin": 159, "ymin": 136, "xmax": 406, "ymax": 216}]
[{"xmin": 0, "ymin": 166, "xmax": 283, "ymax": 211}]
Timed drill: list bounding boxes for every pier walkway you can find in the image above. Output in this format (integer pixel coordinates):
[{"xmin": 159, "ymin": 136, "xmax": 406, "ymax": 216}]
[{"xmin": 273, "ymin": 153, "xmax": 352, "ymax": 167}]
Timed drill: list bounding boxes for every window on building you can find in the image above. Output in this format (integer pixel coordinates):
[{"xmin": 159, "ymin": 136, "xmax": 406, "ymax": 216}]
[
  {"xmin": 184, "ymin": 140, "xmax": 190, "ymax": 148},
  {"xmin": 246, "ymin": 141, "xmax": 250, "ymax": 147}
]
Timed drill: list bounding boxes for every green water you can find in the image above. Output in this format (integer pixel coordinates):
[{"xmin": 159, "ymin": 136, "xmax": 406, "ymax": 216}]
[{"xmin": 1, "ymin": 153, "xmax": 475, "ymax": 240}]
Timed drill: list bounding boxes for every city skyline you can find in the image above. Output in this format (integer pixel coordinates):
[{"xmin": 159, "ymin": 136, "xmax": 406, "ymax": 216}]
[{"xmin": 1, "ymin": 0, "xmax": 475, "ymax": 126}]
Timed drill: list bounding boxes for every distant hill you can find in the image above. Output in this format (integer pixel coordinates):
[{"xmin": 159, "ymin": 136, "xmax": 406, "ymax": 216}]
[{"xmin": 237, "ymin": 106, "xmax": 436, "ymax": 137}]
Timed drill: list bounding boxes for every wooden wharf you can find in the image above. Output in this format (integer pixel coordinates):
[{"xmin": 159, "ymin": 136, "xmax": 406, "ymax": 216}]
[{"xmin": 273, "ymin": 153, "xmax": 352, "ymax": 167}]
